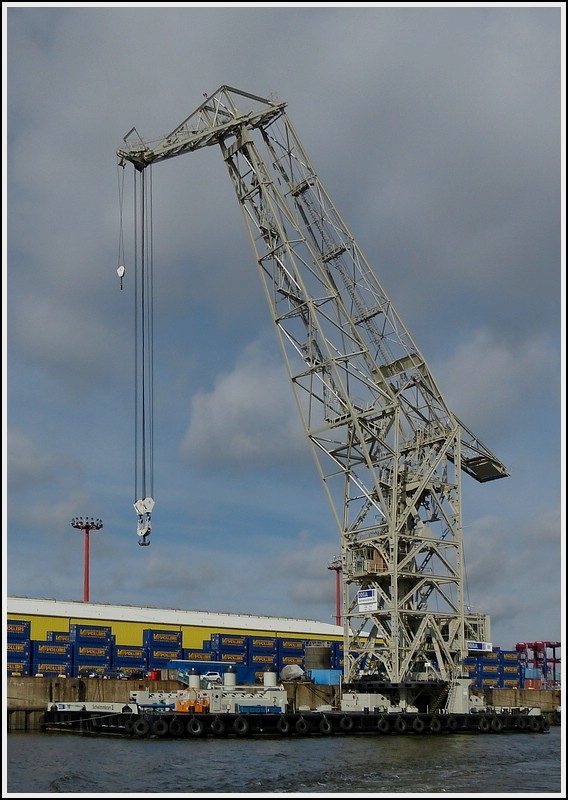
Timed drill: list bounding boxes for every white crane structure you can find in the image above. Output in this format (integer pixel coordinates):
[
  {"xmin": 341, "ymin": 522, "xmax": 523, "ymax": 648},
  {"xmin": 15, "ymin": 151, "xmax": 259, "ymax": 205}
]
[{"xmin": 117, "ymin": 86, "xmax": 509, "ymax": 693}]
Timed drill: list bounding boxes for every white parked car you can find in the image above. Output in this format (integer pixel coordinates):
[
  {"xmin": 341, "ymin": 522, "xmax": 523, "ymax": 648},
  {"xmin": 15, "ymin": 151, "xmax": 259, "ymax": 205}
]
[{"xmin": 200, "ymin": 671, "xmax": 223, "ymax": 684}]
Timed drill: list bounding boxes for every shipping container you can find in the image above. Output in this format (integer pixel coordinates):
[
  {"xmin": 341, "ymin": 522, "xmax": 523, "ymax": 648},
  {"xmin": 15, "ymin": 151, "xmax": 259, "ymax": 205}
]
[
  {"xmin": 34, "ymin": 663, "xmax": 73, "ymax": 676},
  {"xmin": 7, "ymin": 619, "xmax": 31, "ymax": 639},
  {"xmin": 183, "ymin": 650, "xmax": 213, "ymax": 661},
  {"xmin": 74, "ymin": 664, "xmax": 108, "ymax": 677},
  {"xmin": 309, "ymin": 669, "xmax": 342, "ymax": 686},
  {"xmin": 211, "ymin": 634, "xmax": 248, "ymax": 650},
  {"xmin": 248, "ymin": 637, "xmax": 277, "ymax": 651},
  {"xmin": 46, "ymin": 631, "xmax": 71, "ymax": 642},
  {"xmin": 6, "ymin": 641, "xmax": 31, "ymax": 658},
  {"xmin": 7, "ymin": 660, "xmax": 31, "ymax": 676},
  {"xmin": 279, "ymin": 655, "xmax": 304, "ymax": 666},
  {"xmin": 143, "ymin": 629, "xmax": 182, "ymax": 647},
  {"xmin": 523, "ymin": 678, "xmax": 543, "ymax": 689},
  {"xmin": 146, "ymin": 647, "xmax": 183, "ymax": 664},
  {"xmin": 74, "ymin": 644, "xmax": 112, "ymax": 661},
  {"xmin": 32, "ymin": 641, "xmax": 73, "ymax": 661},
  {"xmin": 500, "ymin": 651, "xmax": 520, "ymax": 662},
  {"xmin": 69, "ymin": 624, "xmax": 112, "ymax": 643},
  {"xmin": 214, "ymin": 651, "xmax": 247, "ymax": 664},
  {"xmin": 249, "ymin": 653, "xmax": 277, "ymax": 667},
  {"xmin": 523, "ymin": 667, "xmax": 544, "ymax": 679},
  {"xmin": 111, "ymin": 645, "xmax": 146, "ymax": 662},
  {"xmin": 116, "ymin": 666, "xmax": 147, "ymax": 678},
  {"xmin": 277, "ymin": 639, "xmax": 306, "ymax": 653}
]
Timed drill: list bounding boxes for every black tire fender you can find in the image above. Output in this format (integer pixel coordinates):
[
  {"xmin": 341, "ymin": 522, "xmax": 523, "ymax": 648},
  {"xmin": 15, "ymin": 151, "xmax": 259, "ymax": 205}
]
[
  {"xmin": 377, "ymin": 716, "xmax": 390, "ymax": 733},
  {"xmin": 490, "ymin": 717, "xmax": 504, "ymax": 733},
  {"xmin": 124, "ymin": 717, "xmax": 135, "ymax": 735},
  {"xmin": 478, "ymin": 717, "xmax": 491, "ymax": 733},
  {"xmin": 517, "ymin": 716, "xmax": 527, "ymax": 730},
  {"xmin": 133, "ymin": 717, "xmax": 150, "ymax": 737},
  {"xmin": 430, "ymin": 716, "xmax": 442, "ymax": 733},
  {"xmin": 528, "ymin": 716, "xmax": 540, "ymax": 732},
  {"xmin": 233, "ymin": 716, "xmax": 249, "ymax": 736},
  {"xmin": 152, "ymin": 717, "xmax": 169, "ymax": 737},
  {"xmin": 412, "ymin": 716, "xmax": 426, "ymax": 733},
  {"xmin": 295, "ymin": 716, "xmax": 309, "ymax": 735},
  {"xmin": 319, "ymin": 716, "xmax": 332, "ymax": 735},
  {"xmin": 394, "ymin": 716, "xmax": 407, "ymax": 734},
  {"xmin": 211, "ymin": 717, "xmax": 225, "ymax": 735},
  {"xmin": 446, "ymin": 715, "xmax": 458, "ymax": 732},
  {"xmin": 276, "ymin": 715, "xmax": 290, "ymax": 735},
  {"xmin": 169, "ymin": 717, "xmax": 185, "ymax": 737},
  {"xmin": 339, "ymin": 715, "xmax": 354, "ymax": 732},
  {"xmin": 187, "ymin": 717, "xmax": 204, "ymax": 737}
]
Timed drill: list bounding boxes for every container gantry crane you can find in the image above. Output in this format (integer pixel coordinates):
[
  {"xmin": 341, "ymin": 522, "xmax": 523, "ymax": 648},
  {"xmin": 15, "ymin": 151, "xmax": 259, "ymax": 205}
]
[{"xmin": 117, "ymin": 86, "xmax": 509, "ymax": 698}]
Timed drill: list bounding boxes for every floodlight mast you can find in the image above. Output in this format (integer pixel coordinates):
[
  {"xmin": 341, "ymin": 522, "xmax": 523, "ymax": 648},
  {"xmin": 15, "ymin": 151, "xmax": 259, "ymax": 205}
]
[
  {"xmin": 71, "ymin": 517, "xmax": 103, "ymax": 602},
  {"xmin": 117, "ymin": 86, "xmax": 509, "ymax": 687}
]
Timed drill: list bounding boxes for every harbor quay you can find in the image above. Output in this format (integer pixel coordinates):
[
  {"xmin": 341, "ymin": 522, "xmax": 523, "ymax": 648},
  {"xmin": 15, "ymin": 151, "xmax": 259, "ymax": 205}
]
[{"xmin": 7, "ymin": 676, "xmax": 561, "ymax": 732}]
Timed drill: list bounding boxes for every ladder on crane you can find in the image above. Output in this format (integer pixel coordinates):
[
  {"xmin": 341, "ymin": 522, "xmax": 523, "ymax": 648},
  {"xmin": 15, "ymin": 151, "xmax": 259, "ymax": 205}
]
[{"xmin": 117, "ymin": 86, "xmax": 509, "ymax": 686}]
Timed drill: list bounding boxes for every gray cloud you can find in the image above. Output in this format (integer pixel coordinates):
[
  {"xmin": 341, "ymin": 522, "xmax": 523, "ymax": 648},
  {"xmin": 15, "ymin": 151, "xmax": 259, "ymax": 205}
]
[{"xmin": 6, "ymin": 6, "xmax": 562, "ymax": 651}]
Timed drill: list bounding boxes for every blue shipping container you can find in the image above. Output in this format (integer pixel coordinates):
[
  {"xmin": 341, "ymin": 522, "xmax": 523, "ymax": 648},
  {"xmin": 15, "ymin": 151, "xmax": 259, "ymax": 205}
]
[
  {"xmin": 112, "ymin": 645, "xmax": 147, "ymax": 662},
  {"xmin": 32, "ymin": 641, "xmax": 74, "ymax": 661},
  {"xmin": 309, "ymin": 669, "xmax": 342, "ymax": 686},
  {"xmin": 143, "ymin": 630, "xmax": 182, "ymax": 647},
  {"xmin": 248, "ymin": 637, "xmax": 277, "ymax": 652},
  {"xmin": 147, "ymin": 647, "xmax": 183, "ymax": 664},
  {"xmin": 47, "ymin": 631, "xmax": 71, "ymax": 642},
  {"xmin": 211, "ymin": 634, "xmax": 248, "ymax": 650},
  {"xmin": 74, "ymin": 644, "xmax": 112, "ymax": 661},
  {"xmin": 7, "ymin": 620, "xmax": 31, "ymax": 639},
  {"xmin": 6, "ymin": 641, "xmax": 31, "ymax": 658},
  {"xmin": 69, "ymin": 624, "xmax": 112, "ymax": 642},
  {"xmin": 7, "ymin": 660, "xmax": 31, "ymax": 676},
  {"xmin": 34, "ymin": 662, "xmax": 73, "ymax": 676}
]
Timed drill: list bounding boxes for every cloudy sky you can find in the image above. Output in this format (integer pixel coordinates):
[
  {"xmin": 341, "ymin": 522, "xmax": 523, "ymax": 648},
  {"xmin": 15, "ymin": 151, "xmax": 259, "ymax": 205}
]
[{"xmin": 5, "ymin": 4, "xmax": 563, "ymax": 652}]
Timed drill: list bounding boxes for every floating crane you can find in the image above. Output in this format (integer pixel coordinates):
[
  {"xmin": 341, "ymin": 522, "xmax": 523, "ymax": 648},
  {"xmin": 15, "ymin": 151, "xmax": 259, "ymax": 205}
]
[{"xmin": 117, "ymin": 87, "xmax": 509, "ymax": 703}]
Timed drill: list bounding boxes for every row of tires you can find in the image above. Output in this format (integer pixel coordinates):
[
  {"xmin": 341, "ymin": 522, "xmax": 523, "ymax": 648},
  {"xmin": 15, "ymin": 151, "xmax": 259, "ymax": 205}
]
[{"xmin": 117, "ymin": 712, "xmax": 550, "ymax": 738}]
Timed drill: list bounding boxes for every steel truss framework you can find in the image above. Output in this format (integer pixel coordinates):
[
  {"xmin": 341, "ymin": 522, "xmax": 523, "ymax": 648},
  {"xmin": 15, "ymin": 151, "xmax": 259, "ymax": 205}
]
[{"xmin": 118, "ymin": 86, "xmax": 509, "ymax": 684}]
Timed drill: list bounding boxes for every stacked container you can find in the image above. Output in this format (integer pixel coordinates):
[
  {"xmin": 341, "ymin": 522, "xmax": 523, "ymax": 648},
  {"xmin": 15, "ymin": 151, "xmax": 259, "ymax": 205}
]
[
  {"xmin": 7, "ymin": 619, "xmax": 32, "ymax": 676},
  {"xmin": 111, "ymin": 644, "xmax": 147, "ymax": 676},
  {"xmin": 248, "ymin": 636, "xmax": 278, "ymax": 677},
  {"xmin": 209, "ymin": 633, "xmax": 249, "ymax": 667},
  {"xmin": 144, "ymin": 629, "xmax": 183, "ymax": 676},
  {"xmin": 277, "ymin": 638, "xmax": 306, "ymax": 674},
  {"xmin": 70, "ymin": 624, "xmax": 112, "ymax": 677},
  {"xmin": 32, "ymin": 639, "xmax": 73, "ymax": 677},
  {"xmin": 466, "ymin": 649, "xmax": 522, "ymax": 688}
]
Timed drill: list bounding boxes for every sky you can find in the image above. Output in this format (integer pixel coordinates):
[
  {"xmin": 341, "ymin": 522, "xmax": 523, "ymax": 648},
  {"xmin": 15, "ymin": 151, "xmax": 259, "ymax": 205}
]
[{"xmin": 4, "ymin": 3, "xmax": 564, "ymax": 653}]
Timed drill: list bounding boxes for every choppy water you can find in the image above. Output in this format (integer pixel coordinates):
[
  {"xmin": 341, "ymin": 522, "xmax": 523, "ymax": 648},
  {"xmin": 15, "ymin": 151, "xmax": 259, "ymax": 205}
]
[{"xmin": 5, "ymin": 727, "xmax": 564, "ymax": 796}]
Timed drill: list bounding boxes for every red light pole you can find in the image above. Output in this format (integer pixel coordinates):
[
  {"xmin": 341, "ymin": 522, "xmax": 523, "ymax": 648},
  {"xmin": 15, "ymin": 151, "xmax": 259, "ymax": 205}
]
[
  {"xmin": 71, "ymin": 517, "xmax": 103, "ymax": 602},
  {"xmin": 328, "ymin": 555, "xmax": 343, "ymax": 626}
]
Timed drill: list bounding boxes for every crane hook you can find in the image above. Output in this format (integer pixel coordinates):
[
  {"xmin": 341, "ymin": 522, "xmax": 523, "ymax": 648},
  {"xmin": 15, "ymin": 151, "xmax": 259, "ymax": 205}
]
[{"xmin": 134, "ymin": 497, "xmax": 154, "ymax": 547}]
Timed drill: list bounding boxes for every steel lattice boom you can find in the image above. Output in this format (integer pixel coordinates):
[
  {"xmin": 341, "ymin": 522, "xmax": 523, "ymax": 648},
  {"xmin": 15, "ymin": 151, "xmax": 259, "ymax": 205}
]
[{"xmin": 118, "ymin": 86, "xmax": 509, "ymax": 685}]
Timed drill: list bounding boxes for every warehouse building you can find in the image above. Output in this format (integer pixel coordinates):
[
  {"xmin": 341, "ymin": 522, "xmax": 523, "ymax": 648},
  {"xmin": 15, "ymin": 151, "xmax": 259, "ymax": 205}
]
[{"xmin": 6, "ymin": 595, "xmax": 344, "ymax": 679}]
